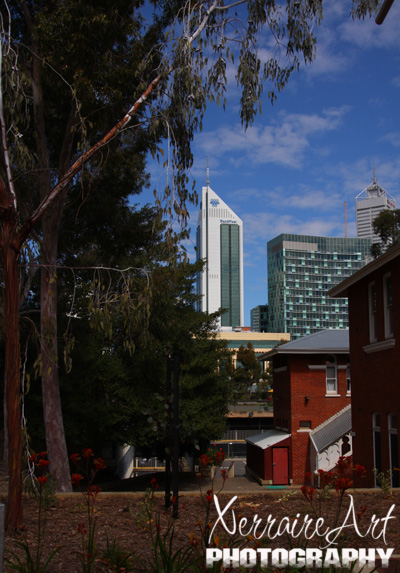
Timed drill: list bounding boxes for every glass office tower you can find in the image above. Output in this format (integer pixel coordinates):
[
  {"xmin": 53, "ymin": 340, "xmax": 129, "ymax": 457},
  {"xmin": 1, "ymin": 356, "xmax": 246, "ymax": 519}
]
[
  {"xmin": 250, "ymin": 305, "xmax": 268, "ymax": 332},
  {"xmin": 267, "ymin": 234, "xmax": 372, "ymax": 339},
  {"xmin": 196, "ymin": 185, "xmax": 244, "ymax": 328}
]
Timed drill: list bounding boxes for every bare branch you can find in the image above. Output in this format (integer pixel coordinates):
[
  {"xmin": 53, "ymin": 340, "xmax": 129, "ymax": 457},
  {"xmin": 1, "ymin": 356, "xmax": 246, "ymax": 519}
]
[{"xmin": 0, "ymin": 3, "xmax": 17, "ymax": 209}]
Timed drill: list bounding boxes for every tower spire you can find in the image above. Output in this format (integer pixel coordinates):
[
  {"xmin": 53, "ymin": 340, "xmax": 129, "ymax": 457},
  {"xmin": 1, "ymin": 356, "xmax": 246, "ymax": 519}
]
[
  {"xmin": 372, "ymin": 165, "xmax": 377, "ymax": 184},
  {"xmin": 206, "ymin": 155, "xmax": 210, "ymax": 187}
]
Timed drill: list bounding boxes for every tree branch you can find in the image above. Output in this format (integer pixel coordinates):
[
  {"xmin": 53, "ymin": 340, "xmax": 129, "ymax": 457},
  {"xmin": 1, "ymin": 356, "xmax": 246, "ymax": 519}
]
[{"xmin": 16, "ymin": 73, "xmax": 162, "ymax": 248}]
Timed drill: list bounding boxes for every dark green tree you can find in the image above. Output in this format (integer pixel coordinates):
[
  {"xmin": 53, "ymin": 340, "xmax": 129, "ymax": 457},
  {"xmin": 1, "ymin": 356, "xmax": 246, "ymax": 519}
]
[
  {"xmin": 371, "ymin": 209, "xmax": 400, "ymax": 258},
  {"xmin": 231, "ymin": 342, "xmax": 262, "ymax": 400},
  {"xmin": 46, "ymin": 257, "xmax": 232, "ymax": 457}
]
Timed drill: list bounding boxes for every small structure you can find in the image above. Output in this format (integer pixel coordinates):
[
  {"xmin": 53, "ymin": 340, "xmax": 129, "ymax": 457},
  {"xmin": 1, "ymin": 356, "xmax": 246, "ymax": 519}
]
[
  {"xmin": 247, "ymin": 330, "xmax": 351, "ymax": 485},
  {"xmin": 330, "ymin": 243, "xmax": 400, "ymax": 488}
]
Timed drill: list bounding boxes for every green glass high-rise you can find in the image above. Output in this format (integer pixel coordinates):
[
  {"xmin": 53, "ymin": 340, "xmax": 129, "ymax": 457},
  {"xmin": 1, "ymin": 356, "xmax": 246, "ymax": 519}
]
[{"xmin": 267, "ymin": 234, "xmax": 372, "ymax": 339}]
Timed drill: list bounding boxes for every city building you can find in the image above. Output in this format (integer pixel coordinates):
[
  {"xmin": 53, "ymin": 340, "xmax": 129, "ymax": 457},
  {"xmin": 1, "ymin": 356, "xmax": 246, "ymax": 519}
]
[
  {"xmin": 250, "ymin": 305, "xmax": 268, "ymax": 332},
  {"xmin": 216, "ymin": 329, "xmax": 289, "ymax": 367},
  {"xmin": 330, "ymin": 243, "xmax": 400, "ymax": 488},
  {"xmin": 246, "ymin": 330, "xmax": 351, "ymax": 485},
  {"xmin": 267, "ymin": 234, "xmax": 372, "ymax": 339},
  {"xmin": 196, "ymin": 184, "xmax": 244, "ymax": 328},
  {"xmin": 356, "ymin": 173, "xmax": 396, "ymax": 244}
]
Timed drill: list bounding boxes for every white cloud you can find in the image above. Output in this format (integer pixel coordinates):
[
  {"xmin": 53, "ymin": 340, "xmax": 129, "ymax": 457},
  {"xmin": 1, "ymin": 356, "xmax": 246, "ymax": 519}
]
[
  {"xmin": 339, "ymin": 3, "xmax": 400, "ymax": 50},
  {"xmin": 382, "ymin": 132, "xmax": 400, "ymax": 148},
  {"xmin": 195, "ymin": 106, "xmax": 350, "ymax": 169},
  {"xmin": 242, "ymin": 211, "xmax": 343, "ymax": 247}
]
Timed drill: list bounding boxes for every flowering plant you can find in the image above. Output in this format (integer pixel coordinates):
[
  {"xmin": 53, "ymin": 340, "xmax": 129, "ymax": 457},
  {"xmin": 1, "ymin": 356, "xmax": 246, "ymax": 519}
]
[
  {"xmin": 6, "ymin": 451, "xmax": 60, "ymax": 572},
  {"xmin": 302, "ymin": 456, "xmax": 366, "ymax": 528},
  {"xmin": 70, "ymin": 449, "xmax": 106, "ymax": 572}
]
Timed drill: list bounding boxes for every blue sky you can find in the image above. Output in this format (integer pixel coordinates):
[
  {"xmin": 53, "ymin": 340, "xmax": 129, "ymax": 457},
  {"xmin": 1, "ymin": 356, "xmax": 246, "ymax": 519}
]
[{"xmin": 141, "ymin": 1, "xmax": 400, "ymax": 325}]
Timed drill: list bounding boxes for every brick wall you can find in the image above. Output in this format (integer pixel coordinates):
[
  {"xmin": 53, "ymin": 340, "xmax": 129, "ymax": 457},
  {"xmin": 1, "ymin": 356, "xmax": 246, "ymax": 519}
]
[
  {"xmin": 275, "ymin": 353, "xmax": 351, "ymax": 484},
  {"xmin": 348, "ymin": 259, "xmax": 400, "ymax": 487}
]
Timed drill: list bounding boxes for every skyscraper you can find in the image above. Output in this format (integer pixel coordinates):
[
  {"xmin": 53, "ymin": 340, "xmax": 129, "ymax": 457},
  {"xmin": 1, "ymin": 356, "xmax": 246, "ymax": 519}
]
[
  {"xmin": 196, "ymin": 184, "xmax": 244, "ymax": 328},
  {"xmin": 356, "ymin": 174, "xmax": 396, "ymax": 243},
  {"xmin": 250, "ymin": 305, "xmax": 268, "ymax": 332},
  {"xmin": 267, "ymin": 234, "xmax": 372, "ymax": 339}
]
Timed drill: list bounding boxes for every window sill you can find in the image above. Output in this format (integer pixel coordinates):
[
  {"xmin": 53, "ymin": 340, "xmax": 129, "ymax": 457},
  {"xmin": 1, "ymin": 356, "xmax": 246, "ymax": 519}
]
[
  {"xmin": 363, "ymin": 339, "xmax": 396, "ymax": 354},
  {"xmin": 325, "ymin": 393, "xmax": 340, "ymax": 398},
  {"xmin": 297, "ymin": 428, "xmax": 312, "ymax": 433}
]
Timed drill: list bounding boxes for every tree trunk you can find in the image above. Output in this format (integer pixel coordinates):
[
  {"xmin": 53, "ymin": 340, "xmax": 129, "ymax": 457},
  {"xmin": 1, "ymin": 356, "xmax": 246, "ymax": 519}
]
[
  {"xmin": 3, "ymin": 237, "xmax": 23, "ymax": 531},
  {"xmin": 40, "ymin": 196, "xmax": 72, "ymax": 492}
]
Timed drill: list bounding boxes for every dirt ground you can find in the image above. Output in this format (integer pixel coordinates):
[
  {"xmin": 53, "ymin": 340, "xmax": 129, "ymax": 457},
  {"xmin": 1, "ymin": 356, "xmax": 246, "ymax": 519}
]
[{"xmin": 2, "ymin": 477, "xmax": 400, "ymax": 572}]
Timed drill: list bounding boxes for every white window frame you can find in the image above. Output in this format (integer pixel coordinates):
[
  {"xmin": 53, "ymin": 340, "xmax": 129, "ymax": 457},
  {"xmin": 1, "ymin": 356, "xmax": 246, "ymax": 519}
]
[
  {"xmin": 388, "ymin": 414, "xmax": 398, "ymax": 487},
  {"xmin": 346, "ymin": 363, "xmax": 351, "ymax": 395},
  {"xmin": 326, "ymin": 355, "xmax": 337, "ymax": 394},
  {"xmin": 368, "ymin": 281, "xmax": 377, "ymax": 343},
  {"xmin": 383, "ymin": 273, "xmax": 393, "ymax": 339},
  {"xmin": 372, "ymin": 412, "xmax": 381, "ymax": 486}
]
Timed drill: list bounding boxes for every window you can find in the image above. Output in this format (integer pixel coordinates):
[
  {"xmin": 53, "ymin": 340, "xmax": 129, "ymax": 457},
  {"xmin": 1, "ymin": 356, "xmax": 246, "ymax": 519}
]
[
  {"xmin": 299, "ymin": 420, "xmax": 311, "ymax": 429},
  {"xmin": 373, "ymin": 413, "xmax": 382, "ymax": 482},
  {"xmin": 326, "ymin": 355, "xmax": 337, "ymax": 394},
  {"xmin": 388, "ymin": 414, "xmax": 399, "ymax": 487},
  {"xmin": 346, "ymin": 361, "xmax": 351, "ymax": 394},
  {"xmin": 368, "ymin": 282, "xmax": 377, "ymax": 343},
  {"xmin": 383, "ymin": 274, "xmax": 393, "ymax": 339}
]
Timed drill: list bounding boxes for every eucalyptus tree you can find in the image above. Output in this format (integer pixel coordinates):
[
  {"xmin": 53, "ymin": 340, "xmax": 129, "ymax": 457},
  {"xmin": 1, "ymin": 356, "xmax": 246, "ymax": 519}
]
[
  {"xmin": 371, "ymin": 209, "xmax": 400, "ymax": 257},
  {"xmin": 0, "ymin": 0, "xmax": 380, "ymax": 531}
]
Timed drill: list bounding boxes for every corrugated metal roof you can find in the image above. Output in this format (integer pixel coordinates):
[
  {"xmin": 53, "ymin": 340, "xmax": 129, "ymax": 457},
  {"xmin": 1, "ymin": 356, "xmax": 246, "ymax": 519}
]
[
  {"xmin": 246, "ymin": 429, "xmax": 291, "ymax": 450},
  {"xmin": 309, "ymin": 405, "xmax": 352, "ymax": 452},
  {"xmin": 259, "ymin": 329, "xmax": 349, "ymax": 360}
]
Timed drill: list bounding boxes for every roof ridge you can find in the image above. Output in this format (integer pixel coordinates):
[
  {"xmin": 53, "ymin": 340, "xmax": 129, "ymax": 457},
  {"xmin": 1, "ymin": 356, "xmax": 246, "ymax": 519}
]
[{"xmin": 310, "ymin": 404, "xmax": 351, "ymax": 435}]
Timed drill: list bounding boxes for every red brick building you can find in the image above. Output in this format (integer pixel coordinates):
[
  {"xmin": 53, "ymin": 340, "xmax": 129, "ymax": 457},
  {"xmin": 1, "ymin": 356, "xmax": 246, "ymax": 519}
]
[
  {"xmin": 330, "ymin": 244, "xmax": 400, "ymax": 488},
  {"xmin": 246, "ymin": 330, "xmax": 351, "ymax": 485}
]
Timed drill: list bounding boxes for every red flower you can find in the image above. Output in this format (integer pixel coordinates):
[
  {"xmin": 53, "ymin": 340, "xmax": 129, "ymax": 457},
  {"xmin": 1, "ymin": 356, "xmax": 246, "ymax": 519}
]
[
  {"xmin": 94, "ymin": 457, "xmax": 105, "ymax": 469},
  {"xmin": 335, "ymin": 477, "xmax": 353, "ymax": 492},
  {"xmin": 301, "ymin": 485, "xmax": 315, "ymax": 501},
  {"xmin": 82, "ymin": 448, "xmax": 93, "ymax": 459},
  {"xmin": 150, "ymin": 477, "xmax": 158, "ymax": 490},
  {"xmin": 336, "ymin": 456, "xmax": 352, "ymax": 477},
  {"xmin": 71, "ymin": 473, "xmax": 84, "ymax": 486},
  {"xmin": 353, "ymin": 464, "xmax": 367, "ymax": 478},
  {"xmin": 36, "ymin": 459, "xmax": 50, "ymax": 468},
  {"xmin": 318, "ymin": 469, "xmax": 334, "ymax": 488},
  {"xmin": 77, "ymin": 523, "xmax": 87, "ymax": 535},
  {"xmin": 221, "ymin": 469, "xmax": 227, "ymax": 481},
  {"xmin": 88, "ymin": 485, "xmax": 100, "ymax": 500},
  {"xmin": 37, "ymin": 475, "xmax": 48, "ymax": 485},
  {"xmin": 70, "ymin": 453, "xmax": 80, "ymax": 465},
  {"xmin": 199, "ymin": 454, "xmax": 212, "ymax": 467}
]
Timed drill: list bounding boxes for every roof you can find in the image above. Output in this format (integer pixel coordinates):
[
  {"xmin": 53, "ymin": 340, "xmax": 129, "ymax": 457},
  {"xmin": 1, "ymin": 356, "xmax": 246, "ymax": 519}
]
[
  {"xmin": 329, "ymin": 243, "xmax": 400, "ymax": 298},
  {"xmin": 258, "ymin": 329, "xmax": 349, "ymax": 361},
  {"xmin": 245, "ymin": 429, "xmax": 290, "ymax": 449},
  {"xmin": 309, "ymin": 405, "xmax": 352, "ymax": 452}
]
